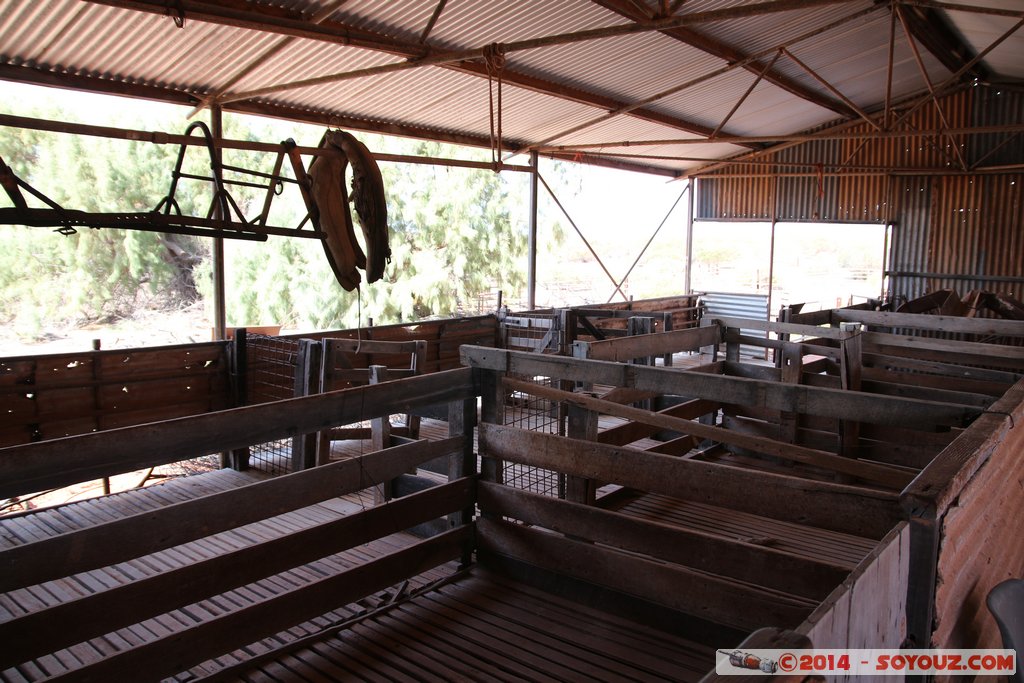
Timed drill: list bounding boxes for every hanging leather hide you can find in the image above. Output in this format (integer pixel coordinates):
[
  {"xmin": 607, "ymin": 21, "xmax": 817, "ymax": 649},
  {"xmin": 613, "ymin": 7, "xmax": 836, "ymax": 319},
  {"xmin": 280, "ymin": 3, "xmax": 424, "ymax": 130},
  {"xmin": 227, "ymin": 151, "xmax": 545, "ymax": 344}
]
[{"xmin": 308, "ymin": 130, "xmax": 390, "ymax": 290}]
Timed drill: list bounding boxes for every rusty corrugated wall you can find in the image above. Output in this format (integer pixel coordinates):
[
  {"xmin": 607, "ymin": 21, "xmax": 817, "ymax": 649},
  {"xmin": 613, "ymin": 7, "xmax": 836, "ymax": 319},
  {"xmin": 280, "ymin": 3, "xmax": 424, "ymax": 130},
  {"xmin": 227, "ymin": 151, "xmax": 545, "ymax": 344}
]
[
  {"xmin": 932, "ymin": 390, "xmax": 1024, "ymax": 650},
  {"xmin": 697, "ymin": 86, "xmax": 1024, "ymax": 302}
]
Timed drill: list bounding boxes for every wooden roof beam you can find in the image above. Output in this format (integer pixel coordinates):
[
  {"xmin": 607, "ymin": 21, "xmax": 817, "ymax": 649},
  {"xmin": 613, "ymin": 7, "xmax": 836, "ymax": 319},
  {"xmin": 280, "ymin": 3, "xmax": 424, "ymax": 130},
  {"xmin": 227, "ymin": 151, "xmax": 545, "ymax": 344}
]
[{"xmin": 589, "ymin": 0, "xmax": 860, "ymax": 118}]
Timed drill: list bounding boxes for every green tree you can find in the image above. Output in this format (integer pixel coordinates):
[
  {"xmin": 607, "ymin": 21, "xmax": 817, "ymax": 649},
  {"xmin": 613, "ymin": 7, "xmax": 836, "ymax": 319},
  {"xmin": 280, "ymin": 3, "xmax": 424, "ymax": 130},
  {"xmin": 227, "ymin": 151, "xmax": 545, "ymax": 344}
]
[
  {"xmin": 0, "ymin": 106, "xmax": 222, "ymax": 334},
  {"xmin": 211, "ymin": 137, "xmax": 531, "ymax": 329},
  {"xmin": 1, "ymin": 100, "xmax": 543, "ymax": 339}
]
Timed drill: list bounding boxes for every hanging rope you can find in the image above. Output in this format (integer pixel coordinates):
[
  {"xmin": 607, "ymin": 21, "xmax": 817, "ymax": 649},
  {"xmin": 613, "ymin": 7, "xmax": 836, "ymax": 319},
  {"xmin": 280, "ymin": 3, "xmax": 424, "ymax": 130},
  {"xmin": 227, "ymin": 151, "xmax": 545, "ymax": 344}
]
[{"xmin": 484, "ymin": 43, "xmax": 507, "ymax": 172}]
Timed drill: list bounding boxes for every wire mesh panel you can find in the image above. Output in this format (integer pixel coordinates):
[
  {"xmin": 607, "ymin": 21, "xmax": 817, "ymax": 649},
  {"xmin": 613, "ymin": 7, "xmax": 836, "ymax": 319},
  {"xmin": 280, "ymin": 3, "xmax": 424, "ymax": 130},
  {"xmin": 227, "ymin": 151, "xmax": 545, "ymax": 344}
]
[
  {"xmin": 502, "ymin": 375, "xmax": 565, "ymax": 498},
  {"xmin": 501, "ymin": 313, "xmax": 561, "ymax": 354},
  {"xmin": 244, "ymin": 334, "xmax": 301, "ymax": 475}
]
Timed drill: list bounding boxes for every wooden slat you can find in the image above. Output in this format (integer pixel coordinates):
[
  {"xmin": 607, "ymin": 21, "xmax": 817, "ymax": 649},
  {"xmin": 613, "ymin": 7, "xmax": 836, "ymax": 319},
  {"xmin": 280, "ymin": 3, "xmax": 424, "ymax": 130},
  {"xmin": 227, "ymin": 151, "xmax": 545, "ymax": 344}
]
[
  {"xmin": 598, "ymin": 398, "xmax": 717, "ymax": 446},
  {"xmin": 902, "ymin": 377, "xmax": 1024, "ymax": 516},
  {"xmin": 461, "ymin": 347, "xmax": 982, "ymax": 429},
  {"xmin": 0, "ymin": 366, "xmax": 475, "ymax": 500},
  {"xmin": 712, "ymin": 316, "xmax": 852, "ymax": 340},
  {"xmin": 440, "ymin": 573, "xmax": 714, "ymax": 679},
  {"xmin": 0, "ymin": 478, "xmax": 475, "ymax": 668},
  {"xmin": 52, "ymin": 527, "xmax": 470, "ymax": 683},
  {"xmin": 479, "ymin": 423, "xmax": 901, "ymax": 538},
  {"xmin": 613, "ymin": 493, "xmax": 874, "ymax": 569},
  {"xmin": 833, "ymin": 309, "xmax": 1024, "ymax": 338},
  {"xmin": 861, "ymin": 365, "xmax": 1011, "ymax": 398},
  {"xmin": 581, "ymin": 325, "xmax": 721, "ymax": 362},
  {"xmin": 862, "ymin": 352, "xmax": 1020, "ymax": 384},
  {"xmin": 798, "ymin": 523, "xmax": 910, "ymax": 650},
  {"xmin": 0, "ymin": 436, "xmax": 464, "ymax": 593},
  {"xmin": 478, "ymin": 482, "xmax": 848, "ymax": 601},
  {"xmin": 476, "ymin": 518, "xmax": 813, "ymax": 632},
  {"xmin": 863, "ymin": 332, "xmax": 1024, "ymax": 371},
  {"xmin": 504, "ymin": 377, "xmax": 914, "ymax": 489}
]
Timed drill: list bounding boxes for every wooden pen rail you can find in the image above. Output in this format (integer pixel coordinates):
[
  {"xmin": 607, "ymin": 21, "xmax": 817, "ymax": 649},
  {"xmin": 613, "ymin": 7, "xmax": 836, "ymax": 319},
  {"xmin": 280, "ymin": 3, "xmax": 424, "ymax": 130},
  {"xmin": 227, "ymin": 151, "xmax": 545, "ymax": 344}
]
[{"xmin": 0, "ymin": 366, "xmax": 476, "ymax": 500}]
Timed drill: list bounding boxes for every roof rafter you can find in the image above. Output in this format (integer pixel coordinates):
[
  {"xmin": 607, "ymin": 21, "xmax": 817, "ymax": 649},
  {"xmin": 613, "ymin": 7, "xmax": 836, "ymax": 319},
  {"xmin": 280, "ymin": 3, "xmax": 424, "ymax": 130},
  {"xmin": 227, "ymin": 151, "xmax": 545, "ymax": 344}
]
[
  {"xmin": 0, "ymin": 63, "xmax": 674, "ymax": 178},
  {"xmin": 895, "ymin": 1, "xmax": 988, "ymax": 81},
  {"xmin": 589, "ymin": 0, "xmax": 859, "ymax": 118},
  {"xmin": 82, "ymin": 0, "xmax": 753, "ymax": 146}
]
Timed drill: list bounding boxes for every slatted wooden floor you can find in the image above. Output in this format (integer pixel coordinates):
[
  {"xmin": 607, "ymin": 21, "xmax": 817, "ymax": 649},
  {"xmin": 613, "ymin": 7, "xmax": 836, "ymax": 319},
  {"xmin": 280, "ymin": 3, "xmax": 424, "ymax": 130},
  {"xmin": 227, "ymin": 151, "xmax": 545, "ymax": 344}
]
[
  {"xmin": 0, "ymin": 468, "xmax": 723, "ymax": 683},
  {"xmin": 0, "ymin": 469, "xmax": 458, "ymax": 682},
  {"xmin": 607, "ymin": 491, "xmax": 876, "ymax": 570},
  {"xmin": 232, "ymin": 567, "xmax": 717, "ymax": 683}
]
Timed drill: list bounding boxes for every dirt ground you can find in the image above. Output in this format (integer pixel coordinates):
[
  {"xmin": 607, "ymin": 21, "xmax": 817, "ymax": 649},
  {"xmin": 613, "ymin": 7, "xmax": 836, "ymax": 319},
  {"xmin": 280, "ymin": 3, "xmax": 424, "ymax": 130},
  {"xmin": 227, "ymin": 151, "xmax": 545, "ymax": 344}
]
[{"xmin": 0, "ymin": 302, "xmax": 218, "ymax": 357}]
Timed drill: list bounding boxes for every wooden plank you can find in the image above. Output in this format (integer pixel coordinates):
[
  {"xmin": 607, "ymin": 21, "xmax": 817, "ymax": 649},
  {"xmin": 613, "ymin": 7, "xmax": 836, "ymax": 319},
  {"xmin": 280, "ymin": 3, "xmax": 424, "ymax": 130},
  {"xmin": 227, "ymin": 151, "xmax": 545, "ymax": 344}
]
[
  {"xmin": 862, "ymin": 352, "xmax": 1020, "ymax": 385},
  {"xmin": 476, "ymin": 518, "xmax": 813, "ymax": 632},
  {"xmin": 0, "ymin": 436, "xmax": 464, "ymax": 593},
  {"xmin": 0, "ymin": 478, "xmax": 475, "ymax": 668},
  {"xmin": 0, "ymin": 367, "xmax": 475, "ymax": 500},
  {"xmin": 599, "ymin": 398, "xmax": 718, "ymax": 447},
  {"xmin": 504, "ymin": 377, "xmax": 914, "ymax": 489},
  {"xmin": 52, "ymin": 527, "xmax": 469, "ymax": 683},
  {"xmin": 478, "ymin": 482, "xmax": 848, "ymax": 601},
  {"xmin": 787, "ymin": 308, "xmax": 835, "ymax": 327},
  {"xmin": 323, "ymin": 338, "xmax": 425, "ymax": 355},
  {"xmin": 863, "ymin": 332, "xmax": 1024, "ymax": 370},
  {"xmin": 859, "ymin": 379, "xmax": 994, "ymax": 408},
  {"xmin": 479, "ymin": 423, "xmax": 901, "ymax": 538},
  {"xmin": 565, "ymin": 402, "xmax": 598, "ymax": 505},
  {"xmin": 834, "ymin": 309, "xmax": 1024, "ymax": 338},
  {"xmin": 861, "ymin": 365, "xmax": 1010, "ymax": 398},
  {"xmin": 798, "ymin": 522, "xmax": 910, "ymax": 649},
  {"xmin": 712, "ymin": 316, "xmax": 851, "ymax": 340},
  {"xmin": 460, "ymin": 347, "xmax": 982, "ymax": 429},
  {"xmin": 581, "ymin": 325, "xmax": 721, "ymax": 362},
  {"xmin": 902, "ymin": 376, "xmax": 1024, "ymax": 516}
]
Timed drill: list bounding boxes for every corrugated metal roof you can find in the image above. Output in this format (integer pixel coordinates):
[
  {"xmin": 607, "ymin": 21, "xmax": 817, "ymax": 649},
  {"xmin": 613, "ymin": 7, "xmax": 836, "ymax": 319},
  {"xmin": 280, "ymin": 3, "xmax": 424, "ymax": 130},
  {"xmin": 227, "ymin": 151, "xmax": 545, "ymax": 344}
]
[
  {"xmin": 0, "ymin": 0, "xmax": 1019, "ymax": 177},
  {"xmin": 945, "ymin": 0, "xmax": 1024, "ymax": 79}
]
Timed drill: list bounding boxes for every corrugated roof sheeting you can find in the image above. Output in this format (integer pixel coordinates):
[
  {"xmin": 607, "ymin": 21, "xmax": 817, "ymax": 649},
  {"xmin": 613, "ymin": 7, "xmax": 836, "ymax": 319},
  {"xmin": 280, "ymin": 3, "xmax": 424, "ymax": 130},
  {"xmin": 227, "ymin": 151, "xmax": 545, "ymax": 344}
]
[
  {"xmin": 945, "ymin": 0, "xmax": 1024, "ymax": 79},
  {"xmin": 697, "ymin": 84, "xmax": 1024, "ymax": 303},
  {"xmin": 655, "ymin": 72, "xmax": 836, "ymax": 137},
  {"xmin": 510, "ymin": 32, "xmax": 725, "ymax": 107},
  {"xmin": 552, "ymin": 115, "xmax": 748, "ymax": 173},
  {"xmin": 257, "ymin": 65, "xmax": 611, "ymax": 146},
  {"xmin": 328, "ymin": 0, "xmax": 442, "ymax": 45},
  {"xmin": 1, "ymin": 0, "xmax": 282, "ymax": 94},
  {"xmin": 224, "ymin": 35, "xmax": 407, "ymax": 95},
  {"xmin": 0, "ymin": 0, "xmax": 1021, "ymax": 180},
  {"xmin": 768, "ymin": 10, "xmax": 952, "ymax": 111},
  {"xmin": 425, "ymin": 0, "xmax": 623, "ymax": 48},
  {"xmin": 698, "ymin": 2, "xmax": 953, "ymax": 110}
]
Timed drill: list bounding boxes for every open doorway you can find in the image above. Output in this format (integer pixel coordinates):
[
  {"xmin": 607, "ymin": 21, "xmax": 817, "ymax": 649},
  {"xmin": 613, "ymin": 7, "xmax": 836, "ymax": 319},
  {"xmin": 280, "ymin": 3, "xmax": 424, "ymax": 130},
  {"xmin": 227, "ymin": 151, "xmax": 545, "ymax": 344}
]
[{"xmin": 690, "ymin": 221, "xmax": 888, "ymax": 316}]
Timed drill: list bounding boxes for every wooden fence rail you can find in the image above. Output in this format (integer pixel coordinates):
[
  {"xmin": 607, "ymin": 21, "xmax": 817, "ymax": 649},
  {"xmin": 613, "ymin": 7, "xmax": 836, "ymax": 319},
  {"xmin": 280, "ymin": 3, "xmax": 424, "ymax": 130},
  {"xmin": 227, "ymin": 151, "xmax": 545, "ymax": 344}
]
[{"xmin": 0, "ymin": 366, "xmax": 475, "ymax": 500}]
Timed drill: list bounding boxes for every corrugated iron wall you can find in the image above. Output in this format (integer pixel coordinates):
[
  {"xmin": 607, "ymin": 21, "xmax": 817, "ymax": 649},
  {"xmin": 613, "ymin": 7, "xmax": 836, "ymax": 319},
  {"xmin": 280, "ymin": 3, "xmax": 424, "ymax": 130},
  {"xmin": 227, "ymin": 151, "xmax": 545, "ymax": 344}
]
[
  {"xmin": 697, "ymin": 86, "xmax": 1024, "ymax": 303},
  {"xmin": 933, "ymin": 398, "xmax": 1024, "ymax": 650}
]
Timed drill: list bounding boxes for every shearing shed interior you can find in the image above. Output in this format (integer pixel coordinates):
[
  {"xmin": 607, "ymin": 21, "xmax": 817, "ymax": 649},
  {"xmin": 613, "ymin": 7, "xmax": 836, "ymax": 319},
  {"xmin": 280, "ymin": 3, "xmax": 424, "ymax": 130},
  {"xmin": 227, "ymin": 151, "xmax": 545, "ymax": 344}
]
[{"xmin": 0, "ymin": 1, "xmax": 1023, "ymax": 681}]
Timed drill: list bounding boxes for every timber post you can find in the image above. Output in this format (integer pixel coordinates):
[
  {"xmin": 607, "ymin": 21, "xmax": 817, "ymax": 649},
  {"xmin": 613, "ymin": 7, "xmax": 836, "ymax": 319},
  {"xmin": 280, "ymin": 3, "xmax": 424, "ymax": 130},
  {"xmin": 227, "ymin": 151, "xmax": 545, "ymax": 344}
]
[
  {"xmin": 228, "ymin": 328, "xmax": 251, "ymax": 471},
  {"xmin": 290, "ymin": 338, "xmax": 321, "ymax": 472}
]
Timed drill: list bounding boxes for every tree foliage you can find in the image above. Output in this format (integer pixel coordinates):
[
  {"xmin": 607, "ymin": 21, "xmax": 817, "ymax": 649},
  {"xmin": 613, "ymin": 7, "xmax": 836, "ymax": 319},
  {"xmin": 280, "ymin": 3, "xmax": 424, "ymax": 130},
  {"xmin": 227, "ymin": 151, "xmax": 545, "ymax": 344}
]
[
  {"xmin": 0, "ymin": 100, "xmax": 537, "ymax": 340},
  {"xmin": 212, "ymin": 138, "xmax": 530, "ymax": 329},
  {"xmin": 0, "ymin": 106, "xmax": 220, "ymax": 335}
]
